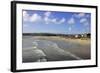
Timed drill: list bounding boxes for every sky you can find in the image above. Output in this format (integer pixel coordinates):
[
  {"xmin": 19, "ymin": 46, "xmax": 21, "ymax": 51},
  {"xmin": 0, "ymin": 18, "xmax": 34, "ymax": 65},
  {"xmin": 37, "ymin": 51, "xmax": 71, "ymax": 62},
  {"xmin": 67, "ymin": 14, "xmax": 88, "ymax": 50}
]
[{"xmin": 22, "ymin": 10, "xmax": 91, "ymax": 34}]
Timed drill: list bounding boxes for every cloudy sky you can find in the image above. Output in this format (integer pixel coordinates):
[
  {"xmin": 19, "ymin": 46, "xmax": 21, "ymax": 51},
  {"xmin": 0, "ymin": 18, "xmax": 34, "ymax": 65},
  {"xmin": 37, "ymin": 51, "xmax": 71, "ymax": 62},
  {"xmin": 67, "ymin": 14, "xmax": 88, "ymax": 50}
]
[{"xmin": 22, "ymin": 10, "xmax": 91, "ymax": 34}]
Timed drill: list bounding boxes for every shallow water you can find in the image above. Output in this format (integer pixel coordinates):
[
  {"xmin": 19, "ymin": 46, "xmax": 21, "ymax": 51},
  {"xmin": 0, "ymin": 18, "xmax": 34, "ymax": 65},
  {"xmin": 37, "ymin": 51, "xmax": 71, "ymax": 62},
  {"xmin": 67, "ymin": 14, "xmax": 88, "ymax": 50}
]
[{"xmin": 22, "ymin": 36, "xmax": 90, "ymax": 63}]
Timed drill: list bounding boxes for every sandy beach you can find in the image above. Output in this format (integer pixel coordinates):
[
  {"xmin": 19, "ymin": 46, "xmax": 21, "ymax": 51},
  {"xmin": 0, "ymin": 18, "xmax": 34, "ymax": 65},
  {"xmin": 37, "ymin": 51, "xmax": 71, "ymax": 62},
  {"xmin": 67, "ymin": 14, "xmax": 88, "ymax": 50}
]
[{"xmin": 22, "ymin": 36, "xmax": 91, "ymax": 63}]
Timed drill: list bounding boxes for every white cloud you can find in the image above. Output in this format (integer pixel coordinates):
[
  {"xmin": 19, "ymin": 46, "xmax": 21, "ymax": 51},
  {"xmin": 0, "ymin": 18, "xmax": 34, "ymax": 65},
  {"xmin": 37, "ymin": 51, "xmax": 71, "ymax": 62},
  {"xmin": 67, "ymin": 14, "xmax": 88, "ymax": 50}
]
[
  {"xmin": 67, "ymin": 17, "xmax": 75, "ymax": 24},
  {"xmin": 44, "ymin": 11, "xmax": 51, "ymax": 17},
  {"xmin": 30, "ymin": 13, "xmax": 41, "ymax": 22},
  {"xmin": 78, "ymin": 13, "xmax": 85, "ymax": 17},
  {"xmin": 80, "ymin": 18, "xmax": 89, "ymax": 26},
  {"xmin": 44, "ymin": 11, "xmax": 66, "ymax": 24},
  {"xmin": 44, "ymin": 17, "xmax": 58, "ymax": 24},
  {"xmin": 52, "ymin": 18, "xmax": 57, "ymax": 23},
  {"xmin": 23, "ymin": 11, "xmax": 66, "ymax": 25},
  {"xmin": 80, "ymin": 18, "xmax": 87, "ymax": 23},
  {"xmin": 44, "ymin": 17, "xmax": 50, "ymax": 24},
  {"xmin": 74, "ymin": 13, "xmax": 85, "ymax": 18},
  {"xmin": 51, "ymin": 18, "xmax": 66, "ymax": 24},
  {"xmin": 58, "ymin": 18, "xmax": 66, "ymax": 24},
  {"xmin": 23, "ymin": 11, "xmax": 27, "ymax": 17},
  {"xmin": 44, "ymin": 12, "xmax": 52, "ymax": 24},
  {"xmin": 23, "ymin": 11, "xmax": 30, "ymax": 21},
  {"xmin": 23, "ymin": 11, "xmax": 42, "ymax": 23}
]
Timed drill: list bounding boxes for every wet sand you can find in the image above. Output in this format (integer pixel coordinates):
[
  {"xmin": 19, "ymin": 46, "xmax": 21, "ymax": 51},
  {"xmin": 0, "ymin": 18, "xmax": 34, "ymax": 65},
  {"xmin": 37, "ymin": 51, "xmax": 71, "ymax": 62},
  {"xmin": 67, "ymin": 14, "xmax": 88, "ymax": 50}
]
[{"xmin": 22, "ymin": 36, "xmax": 91, "ymax": 63}]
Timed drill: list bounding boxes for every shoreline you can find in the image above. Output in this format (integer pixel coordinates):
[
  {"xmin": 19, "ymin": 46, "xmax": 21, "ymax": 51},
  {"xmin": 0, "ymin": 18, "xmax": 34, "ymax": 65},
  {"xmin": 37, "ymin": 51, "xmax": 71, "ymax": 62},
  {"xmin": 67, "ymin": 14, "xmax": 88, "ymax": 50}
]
[{"xmin": 29, "ymin": 36, "xmax": 90, "ymax": 45}]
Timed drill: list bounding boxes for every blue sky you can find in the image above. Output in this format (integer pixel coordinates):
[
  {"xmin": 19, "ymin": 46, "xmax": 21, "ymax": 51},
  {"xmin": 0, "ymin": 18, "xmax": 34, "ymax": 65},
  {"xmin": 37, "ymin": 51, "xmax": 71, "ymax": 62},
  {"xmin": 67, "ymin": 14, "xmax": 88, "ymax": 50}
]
[{"xmin": 22, "ymin": 10, "xmax": 91, "ymax": 34}]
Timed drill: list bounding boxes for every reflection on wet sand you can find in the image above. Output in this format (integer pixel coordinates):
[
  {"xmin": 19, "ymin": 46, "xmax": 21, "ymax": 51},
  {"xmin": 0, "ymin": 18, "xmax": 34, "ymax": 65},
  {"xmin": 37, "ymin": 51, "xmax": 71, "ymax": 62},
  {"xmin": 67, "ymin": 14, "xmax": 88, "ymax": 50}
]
[{"xmin": 22, "ymin": 36, "xmax": 90, "ymax": 63}]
